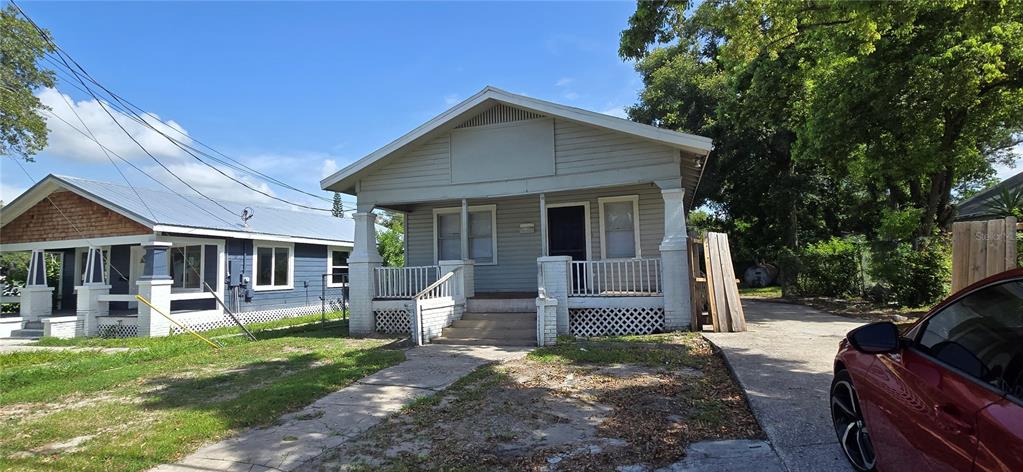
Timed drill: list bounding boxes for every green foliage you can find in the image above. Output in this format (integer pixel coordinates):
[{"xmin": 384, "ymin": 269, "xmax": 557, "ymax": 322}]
[
  {"xmin": 331, "ymin": 192, "xmax": 344, "ymax": 217},
  {"xmin": 982, "ymin": 187, "xmax": 1023, "ymax": 219},
  {"xmin": 878, "ymin": 208, "xmax": 925, "ymax": 241},
  {"xmin": 794, "ymin": 237, "xmax": 864, "ymax": 297},
  {"xmin": 868, "ymin": 238, "xmax": 951, "ymax": 307},
  {"xmin": 687, "ymin": 208, "xmax": 725, "ymax": 237},
  {"xmin": 1, "ymin": 252, "xmax": 61, "ymax": 313},
  {"xmin": 376, "ymin": 210, "xmax": 405, "ymax": 267},
  {"xmin": 0, "ymin": 4, "xmax": 56, "ymax": 161}
]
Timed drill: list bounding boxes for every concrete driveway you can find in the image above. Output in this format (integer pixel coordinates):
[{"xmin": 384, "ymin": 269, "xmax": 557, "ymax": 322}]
[{"xmin": 704, "ymin": 300, "xmax": 865, "ymax": 472}]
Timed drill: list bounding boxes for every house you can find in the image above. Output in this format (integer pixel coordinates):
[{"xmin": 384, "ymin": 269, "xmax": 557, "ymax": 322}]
[
  {"xmin": 956, "ymin": 170, "xmax": 1023, "ymax": 221},
  {"xmin": 0, "ymin": 175, "xmax": 354, "ymax": 338},
  {"xmin": 321, "ymin": 86, "xmax": 713, "ymax": 346}
]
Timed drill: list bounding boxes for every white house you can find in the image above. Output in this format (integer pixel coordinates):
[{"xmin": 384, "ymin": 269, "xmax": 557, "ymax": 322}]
[{"xmin": 321, "ymin": 86, "xmax": 713, "ymax": 346}]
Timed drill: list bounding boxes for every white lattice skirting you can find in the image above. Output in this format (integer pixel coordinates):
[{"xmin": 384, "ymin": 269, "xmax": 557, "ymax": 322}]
[
  {"xmin": 375, "ymin": 309, "xmax": 411, "ymax": 334},
  {"xmin": 170, "ymin": 304, "xmax": 325, "ymax": 334},
  {"xmin": 98, "ymin": 323, "xmax": 139, "ymax": 338},
  {"xmin": 569, "ymin": 306, "xmax": 666, "ymax": 337}
]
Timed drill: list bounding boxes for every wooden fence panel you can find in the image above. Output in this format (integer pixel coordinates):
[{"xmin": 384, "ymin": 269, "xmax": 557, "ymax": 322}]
[{"xmin": 951, "ymin": 216, "xmax": 1018, "ymax": 292}]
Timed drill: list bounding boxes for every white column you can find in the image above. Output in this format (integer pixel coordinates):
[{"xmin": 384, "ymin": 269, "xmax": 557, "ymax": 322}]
[
  {"xmin": 137, "ymin": 241, "xmax": 173, "ymax": 337},
  {"xmin": 537, "ymin": 255, "xmax": 571, "ymax": 335},
  {"xmin": 20, "ymin": 249, "xmax": 53, "ymax": 326},
  {"xmin": 76, "ymin": 247, "xmax": 111, "ymax": 337},
  {"xmin": 460, "ymin": 199, "xmax": 469, "ymax": 260},
  {"xmin": 658, "ymin": 185, "xmax": 692, "ymax": 330},
  {"xmin": 539, "ymin": 193, "xmax": 548, "ymax": 257},
  {"xmin": 349, "ymin": 211, "xmax": 382, "ymax": 335}
]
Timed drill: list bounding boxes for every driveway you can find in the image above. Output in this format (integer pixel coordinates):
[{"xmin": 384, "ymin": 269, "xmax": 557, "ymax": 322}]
[{"xmin": 704, "ymin": 299, "xmax": 865, "ymax": 472}]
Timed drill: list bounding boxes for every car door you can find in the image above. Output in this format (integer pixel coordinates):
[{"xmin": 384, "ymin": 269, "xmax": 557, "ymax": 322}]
[
  {"xmin": 859, "ymin": 278, "xmax": 1023, "ymax": 472},
  {"xmin": 974, "ymin": 396, "xmax": 1023, "ymax": 472}
]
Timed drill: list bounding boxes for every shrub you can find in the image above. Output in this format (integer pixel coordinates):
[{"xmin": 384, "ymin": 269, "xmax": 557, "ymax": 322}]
[
  {"xmin": 793, "ymin": 236, "xmax": 864, "ymax": 297},
  {"xmin": 868, "ymin": 236, "xmax": 951, "ymax": 307}
]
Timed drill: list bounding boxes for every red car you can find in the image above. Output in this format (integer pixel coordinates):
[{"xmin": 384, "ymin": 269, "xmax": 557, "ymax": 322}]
[{"xmin": 832, "ymin": 268, "xmax": 1023, "ymax": 472}]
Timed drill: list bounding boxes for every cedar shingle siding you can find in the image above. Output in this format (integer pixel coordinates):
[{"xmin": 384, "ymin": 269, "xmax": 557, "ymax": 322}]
[{"xmin": 0, "ymin": 191, "xmax": 151, "ymax": 244}]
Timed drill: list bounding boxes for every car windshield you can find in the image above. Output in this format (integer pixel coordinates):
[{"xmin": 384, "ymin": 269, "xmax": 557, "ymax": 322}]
[{"xmin": 917, "ymin": 279, "xmax": 1023, "ymax": 398}]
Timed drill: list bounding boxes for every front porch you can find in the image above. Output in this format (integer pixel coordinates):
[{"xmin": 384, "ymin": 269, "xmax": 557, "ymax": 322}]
[{"xmin": 347, "ymin": 181, "xmax": 692, "ymax": 346}]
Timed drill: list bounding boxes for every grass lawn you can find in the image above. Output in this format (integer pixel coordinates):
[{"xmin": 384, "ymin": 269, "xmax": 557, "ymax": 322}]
[
  {"xmin": 0, "ymin": 315, "xmax": 405, "ymax": 472},
  {"xmin": 738, "ymin": 286, "xmax": 782, "ymax": 298},
  {"xmin": 312, "ymin": 332, "xmax": 761, "ymax": 471}
]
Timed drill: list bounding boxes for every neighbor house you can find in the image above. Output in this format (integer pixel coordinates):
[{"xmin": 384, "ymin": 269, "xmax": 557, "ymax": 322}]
[
  {"xmin": 321, "ymin": 86, "xmax": 713, "ymax": 346},
  {"xmin": 956, "ymin": 170, "xmax": 1023, "ymax": 221},
  {"xmin": 0, "ymin": 175, "xmax": 353, "ymax": 338}
]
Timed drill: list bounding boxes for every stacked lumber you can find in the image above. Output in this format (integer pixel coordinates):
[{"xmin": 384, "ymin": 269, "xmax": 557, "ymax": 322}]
[{"xmin": 690, "ymin": 232, "xmax": 746, "ymax": 332}]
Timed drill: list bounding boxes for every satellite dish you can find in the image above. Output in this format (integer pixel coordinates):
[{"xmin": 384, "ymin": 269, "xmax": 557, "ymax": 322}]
[{"xmin": 241, "ymin": 207, "xmax": 254, "ymax": 228}]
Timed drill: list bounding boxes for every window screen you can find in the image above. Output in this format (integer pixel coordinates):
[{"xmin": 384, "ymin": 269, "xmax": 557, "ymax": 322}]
[{"xmin": 603, "ymin": 201, "xmax": 636, "ymax": 258}]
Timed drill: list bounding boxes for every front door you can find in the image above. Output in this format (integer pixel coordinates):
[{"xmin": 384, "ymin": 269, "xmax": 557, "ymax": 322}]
[{"xmin": 548, "ymin": 205, "xmax": 588, "ymax": 292}]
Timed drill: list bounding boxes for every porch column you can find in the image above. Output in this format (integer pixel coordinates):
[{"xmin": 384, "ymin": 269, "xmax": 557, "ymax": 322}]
[
  {"xmin": 460, "ymin": 199, "xmax": 469, "ymax": 260},
  {"xmin": 539, "ymin": 193, "xmax": 548, "ymax": 257},
  {"xmin": 20, "ymin": 249, "xmax": 53, "ymax": 326},
  {"xmin": 75, "ymin": 247, "xmax": 111, "ymax": 337},
  {"xmin": 658, "ymin": 184, "xmax": 692, "ymax": 330},
  {"xmin": 349, "ymin": 211, "xmax": 382, "ymax": 335},
  {"xmin": 537, "ymin": 256, "xmax": 571, "ymax": 335},
  {"xmin": 137, "ymin": 241, "xmax": 173, "ymax": 337}
]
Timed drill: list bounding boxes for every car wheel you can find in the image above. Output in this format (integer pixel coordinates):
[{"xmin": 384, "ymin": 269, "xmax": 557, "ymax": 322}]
[{"xmin": 831, "ymin": 369, "xmax": 877, "ymax": 472}]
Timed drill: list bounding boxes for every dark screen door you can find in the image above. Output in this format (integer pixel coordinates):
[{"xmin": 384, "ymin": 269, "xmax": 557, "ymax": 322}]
[{"xmin": 548, "ymin": 206, "xmax": 587, "ymax": 260}]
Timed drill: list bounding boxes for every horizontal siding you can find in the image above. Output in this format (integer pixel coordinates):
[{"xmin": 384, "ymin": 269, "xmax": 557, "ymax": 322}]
[
  {"xmin": 360, "ymin": 136, "xmax": 451, "ymax": 192},
  {"xmin": 403, "ymin": 183, "xmax": 665, "ymax": 293},
  {"xmin": 554, "ymin": 120, "xmax": 677, "ymax": 175},
  {"xmin": 228, "ymin": 240, "xmax": 334, "ymax": 312}
]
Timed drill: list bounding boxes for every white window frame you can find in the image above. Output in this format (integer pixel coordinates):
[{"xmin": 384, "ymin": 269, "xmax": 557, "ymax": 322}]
[
  {"xmin": 598, "ymin": 195, "xmax": 642, "ymax": 259},
  {"xmin": 432, "ymin": 204, "xmax": 498, "ymax": 265},
  {"xmin": 327, "ymin": 245, "xmax": 351, "ymax": 287},
  {"xmin": 252, "ymin": 241, "xmax": 295, "ymax": 291},
  {"xmin": 545, "ymin": 201, "xmax": 592, "ymax": 261},
  {"xmin": 168, "ymin": 244, "xmax": 206, "ymax": 293}
]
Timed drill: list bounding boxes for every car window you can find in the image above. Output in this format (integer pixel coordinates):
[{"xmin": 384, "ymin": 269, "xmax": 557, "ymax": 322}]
[{"xmin": 916, "ymin": 280, "xmax": 1023, "ymax": 397}]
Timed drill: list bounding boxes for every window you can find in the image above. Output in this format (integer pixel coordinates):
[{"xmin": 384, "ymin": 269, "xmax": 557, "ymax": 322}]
[
  {"xmin": 328, "ymin": 248, "xmax": 349, "ymax": 286},
  {"xmin": 169, "ymin": 245, "xmax": 203, "ymax": 290},
  {"xmin": 915, "ymin": 280, "xmax": 1023, "ymax": 397},
  {"xmin": 433, "ymin": 205, "xmax": 497, "ymax": 264},
  {"xmin": 253, "ymin": 243, "xmax": 293, "ymax": 290},
  {"xmin": 598, "ymin": 196, "xmax": 640, "ymax": 259}
]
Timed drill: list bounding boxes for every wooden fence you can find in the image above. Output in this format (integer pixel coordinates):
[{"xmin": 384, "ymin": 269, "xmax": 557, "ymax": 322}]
[
  {"xmin": 689, "ymin": 232, "xmax": 746, "ymax": 332},
  {"xmin": 951, "ymin": 216, "xmax": 1019, "ymax": 292}
]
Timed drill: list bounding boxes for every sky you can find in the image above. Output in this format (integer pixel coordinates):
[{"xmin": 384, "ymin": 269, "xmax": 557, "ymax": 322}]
[
  {"xmin": 1, "ymin": 1, "xmax": 645, "ymax": 213},
  {"xmin": 2, "ymin": 1, "xmax": 1018, "ymax": 213}
]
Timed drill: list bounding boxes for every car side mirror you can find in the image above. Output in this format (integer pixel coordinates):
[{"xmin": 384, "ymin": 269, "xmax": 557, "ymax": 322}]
[{"xmin": 847, "ymin": 322, "xmax": 901, "ymax": 354}]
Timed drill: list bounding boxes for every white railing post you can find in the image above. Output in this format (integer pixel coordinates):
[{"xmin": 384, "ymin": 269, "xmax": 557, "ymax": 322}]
[{"xmin": 537, "ymin": 256, "xmax": 571, "ymax": 335}]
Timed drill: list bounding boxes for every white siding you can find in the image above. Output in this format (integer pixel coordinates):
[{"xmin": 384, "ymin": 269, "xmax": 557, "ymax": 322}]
[
  {"xmin": 360, "ymin": 135, "xmax": 450, "ymax": 192},
  {"xmin": 404, "ymin": 183, "xmax": 665, "ymax": 293}
]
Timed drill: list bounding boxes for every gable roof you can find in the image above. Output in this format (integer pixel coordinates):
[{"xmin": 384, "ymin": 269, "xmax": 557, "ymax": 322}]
[
  {"xmin": 1, "ymin": 175, "xmax": 354, "ymax": 245},
  {"xmin": 320, "ymin": 86, "xmax": 714, "ymax": 195},
  {"xmin": 956, "ymin": 170, "xmax": 1023, "ymax": 221}
]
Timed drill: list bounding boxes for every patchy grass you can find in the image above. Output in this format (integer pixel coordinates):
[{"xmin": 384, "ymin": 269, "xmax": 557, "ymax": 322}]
[
  {"xmin": 312, "ymin": 332, "xmax": 761, "ymax": 472},
  {"xmin": 738, "ymin": 286, "xmax": 783, "ymax": 299},
  {"xmin": 0, "ymin": 319, "xmax": 404, "ymax": 472}
]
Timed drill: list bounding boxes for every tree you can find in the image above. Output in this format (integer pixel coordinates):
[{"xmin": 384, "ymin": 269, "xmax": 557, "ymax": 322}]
[
  {"xmin": 331, "ymin": 192, "xmax": 344, "ymax": 217},
  {"xmin": 1, "ymin": 4, "xmax": 56, "ymax": 161},
  {"xmin": 376, "ymin": 211, "xmax": 405, "ymax": 267}
]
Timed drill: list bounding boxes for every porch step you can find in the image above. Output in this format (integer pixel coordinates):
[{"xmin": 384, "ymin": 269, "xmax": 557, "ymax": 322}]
[
  {"xmin": 460, "ymin": 311, "xmax": 535, "ymax": 321},
  {"xmin": 465, "ymin": 298, "xmax": 535, "ymax": 313},
  {"xmin": 441, "ymin": 327, "xmax": 535, "ymax": 338},
  {"xmin": 451, "ymin": 319, "xmax": 534, "ymax": 329},
  {"xmin": 431, "ymin": 335, "xmax": 535, "ymax": 347},
  {"xmin": 436, "ymin": 310, "xmax": 536, "ymax": 346},
  {"xmin": 23, "ymin": 321, "xmax": 43, "ymax": 330},
  {"xmin": 9, "ymin": 329, "xmax": 43, "ymax": 339}
]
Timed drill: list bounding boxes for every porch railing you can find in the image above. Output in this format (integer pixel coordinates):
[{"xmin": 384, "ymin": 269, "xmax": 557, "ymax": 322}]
[
  {"xmin": 375, "ymin": 265, "xmax": 440, "ymax": 299},
  {"xmin": 570, "ymin": 258, "xmax": 662, "ymax": 296},
  {"xmin": 411, "ymin": 267, "xmax": 460, "ymax": 345}
]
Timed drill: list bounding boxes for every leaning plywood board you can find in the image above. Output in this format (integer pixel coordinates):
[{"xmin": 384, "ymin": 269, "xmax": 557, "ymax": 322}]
[
  {"xmin": 703, "ymin": 232, "xmax": 746, "ymax": 332},
  {"xmin": 703, "ymin": 235, "xmax": 723, "ymax": 332},
  {"xmin": 718, "ymin": 235, "xmax": 746, "ymax": 332}
]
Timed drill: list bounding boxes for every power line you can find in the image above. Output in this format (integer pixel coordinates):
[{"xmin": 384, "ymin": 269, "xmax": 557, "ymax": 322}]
[{"xmin": 10, "ymin": 1, "xmax": 341, "ymax": 214}]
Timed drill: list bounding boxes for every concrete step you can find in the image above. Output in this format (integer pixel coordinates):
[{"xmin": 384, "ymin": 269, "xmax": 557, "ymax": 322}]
[
  {"xmin": 442, "ymin": 326, "xmax": 535, "ymax": 338},
  {"xmin": 451, "ymin": 319, "xmax": 534, "ymax": 329},
  {"xmin": 23, "ymin": 321, "xmax": 43, "ymax": 330},
  {"xmin": 431, "ymin": 335, "xmax": 535, "ymax": 346},
  {"xmin": 461, "ymin": 312, "xmax": 535, "ymax": 322},
  {"xmin": 466, "ymin": 298, "xmax": 535, "ymax": 313},
  {"xmin": 9, "ymin": 329, "xmax": 43, "ymax": 339}
]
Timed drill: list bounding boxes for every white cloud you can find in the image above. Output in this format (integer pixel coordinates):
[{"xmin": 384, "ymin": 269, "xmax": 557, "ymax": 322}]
[
  {"xmin": 555, "ymin": 77, "xmax": 574, "ymax": 87},
  {"xmin": 320, "ymin": 159, "xmax": 339, "ymax": 179},
  {"xmin": 600, "ymin": 106, "xmax": 628, "ymax": 119},
  {"xmin": 0, "ymin": 182, "xmax": 27, "ymax": 204},
  {"xmin": 144, "ymin": 161, "xmax": 280, "ymax": 207},
  {"xmin": 563, "ymin": 91, "xmax": 579, "ymax": 100},
  {"xmin": 37, "ymin": 88, "xmax": 191, "ymax": 163}
]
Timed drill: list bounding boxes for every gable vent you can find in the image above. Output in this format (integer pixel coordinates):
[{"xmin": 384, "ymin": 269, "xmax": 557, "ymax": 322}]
[{"xmin": 455, "ymin": 104, "xmax": 545, "ymax": 129}]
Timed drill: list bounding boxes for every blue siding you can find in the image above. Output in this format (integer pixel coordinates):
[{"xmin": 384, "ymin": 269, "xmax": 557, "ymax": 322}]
[
  {"xmin": 108, "ymin": 244, "xmax": 133, "ymax": 311},
  {"xmin": 226, "ymin": 240, "xmax": 329, "ymax": 312}
]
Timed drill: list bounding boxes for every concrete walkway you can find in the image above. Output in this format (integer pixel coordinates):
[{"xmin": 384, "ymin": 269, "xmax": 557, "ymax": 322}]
[
  {"xmin": 704, "ymin": 300, "xmax": 864, "ymax": 472},
  {"xmin": 152, "ymin": 344, "xmax": 530, "ymax": 472}
]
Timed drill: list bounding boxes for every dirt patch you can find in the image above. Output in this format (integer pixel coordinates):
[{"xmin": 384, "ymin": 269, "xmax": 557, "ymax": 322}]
[
  {"xmin": 0, "ymin": 393, "xmax": 141, "ymax": 424},
  {"xmin": 759, "ymin": 296, "xmax": 927, "ymax": 325},
  {"xmin": 307, "ymin": 336, "xmax": 760, "ymax": 471}
]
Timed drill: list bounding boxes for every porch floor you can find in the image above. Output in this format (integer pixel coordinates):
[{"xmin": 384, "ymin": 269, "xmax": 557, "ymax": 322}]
[{"xmin": 471, "ymin": 292, "xmax": 537, "ymax": 299}]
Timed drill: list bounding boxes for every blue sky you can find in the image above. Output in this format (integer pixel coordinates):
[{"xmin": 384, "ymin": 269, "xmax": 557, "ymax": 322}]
[
  {"xmin": 3, "ymin": 1, "xmax": 1017, "ymax": 211},
  {"xmin": 1, "ymin": 1, "xmax": 645, "ymax": 211}
]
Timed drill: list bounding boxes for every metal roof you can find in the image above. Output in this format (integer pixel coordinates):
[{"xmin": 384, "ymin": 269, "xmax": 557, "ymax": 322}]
[
  {"xmin": 956, "ymin": 170, "xmax": 1023, "ymax": 221},
  {"xmin": 4, "ymin": 175, "xmax": 353, "ymax": 244}
]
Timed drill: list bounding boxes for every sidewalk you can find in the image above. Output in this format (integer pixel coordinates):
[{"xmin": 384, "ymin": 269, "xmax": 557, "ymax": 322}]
[
  {"xmin": 704, "ymin": 300, "xmax": 864, "ymax": 472},
  {"xmin": 152, "ymin": 344, "xmax": 530, "ymax": 472}
]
